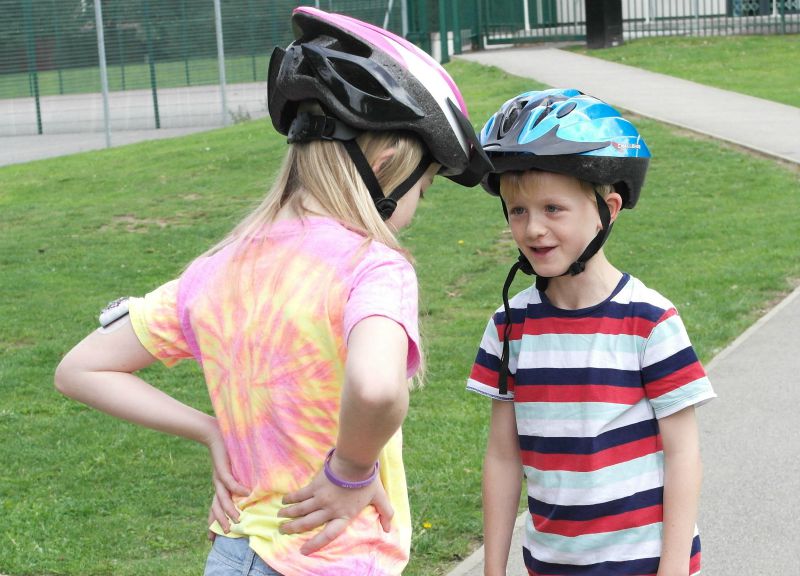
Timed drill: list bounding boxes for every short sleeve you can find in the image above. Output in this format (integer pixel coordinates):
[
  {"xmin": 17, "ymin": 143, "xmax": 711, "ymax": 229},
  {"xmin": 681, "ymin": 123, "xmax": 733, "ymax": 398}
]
[
  {"xmin": 128, "ymin": 279, "xmax": 194, "ymax": 367},
  {"xmin": 344, "ymin": 252, "xmax": 420, "ymax": 378},
  {"xmin": 641, "ymin": 309, "xmax": 716, "ymax": 418},
  {"xmin": 466, "ymin": 312, "xmax": 515, "ymax": 401}
]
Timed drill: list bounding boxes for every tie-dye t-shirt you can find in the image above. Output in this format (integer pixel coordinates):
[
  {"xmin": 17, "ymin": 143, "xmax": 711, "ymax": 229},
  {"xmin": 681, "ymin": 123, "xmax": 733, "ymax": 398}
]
[{"xmin": 128, "ymin": 216, "xmax": 420, "ymax": 576}]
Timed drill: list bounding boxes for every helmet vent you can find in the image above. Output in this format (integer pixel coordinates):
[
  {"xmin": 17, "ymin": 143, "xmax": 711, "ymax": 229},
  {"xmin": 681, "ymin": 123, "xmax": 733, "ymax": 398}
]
[
  {"xmin": 328, "ymin": 57, "xmax": 390, "ymax": 98},
  {"xmin": 499, "ymin": 103, "xmax": 522, "ymax": 137},
  {"xmin": 556, "ymin": 101, "xmax": 577, "ymax": 118}
]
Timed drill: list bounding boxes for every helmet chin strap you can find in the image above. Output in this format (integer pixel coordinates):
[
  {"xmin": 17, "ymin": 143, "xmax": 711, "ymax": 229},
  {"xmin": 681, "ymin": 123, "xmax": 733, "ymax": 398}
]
[
  {"xmin": 497, "ymin": 190, "xmax": 612, "ymax": 394},
  {"xmin": 342, "ymin": 139, "xmax": 432, "ymax": 221},
  {"xmin": 288, "ymin": 111, "xmax": 432, "ymax": 221}
]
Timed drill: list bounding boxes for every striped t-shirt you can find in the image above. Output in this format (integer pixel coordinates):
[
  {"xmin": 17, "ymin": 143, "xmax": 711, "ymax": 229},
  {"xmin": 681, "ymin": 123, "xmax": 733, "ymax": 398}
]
[{"xmin": 467, "ymin": 273, "xmax": 715, "ymax": 575}]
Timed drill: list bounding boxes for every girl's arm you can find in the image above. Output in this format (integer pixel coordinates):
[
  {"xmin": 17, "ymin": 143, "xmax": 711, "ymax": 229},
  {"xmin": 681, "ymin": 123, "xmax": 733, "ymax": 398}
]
[
  {"xmin": 657, "ymin": 405, "xmax": 702, "ymax": 576},
  {"xmin": 279, "ymin": 315, "xmax": 409, "ymax": 554},
  {"xmin": 54, "ymin": 318, "xmax": 248, "ymax": 526},
  {"xmin": 483, "ymin": 399, "xmax": 523, "ymax": 576}
]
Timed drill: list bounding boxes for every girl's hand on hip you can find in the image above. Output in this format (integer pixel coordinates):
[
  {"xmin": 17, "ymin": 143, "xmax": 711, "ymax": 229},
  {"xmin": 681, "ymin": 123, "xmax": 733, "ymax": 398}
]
[
  {"xmin": 277, "ymin": 467, "xmax": 394, "ymax": 555},
  {"xmin": 204, "ymin": 422, "xmax": 250, "ymax": 540}
]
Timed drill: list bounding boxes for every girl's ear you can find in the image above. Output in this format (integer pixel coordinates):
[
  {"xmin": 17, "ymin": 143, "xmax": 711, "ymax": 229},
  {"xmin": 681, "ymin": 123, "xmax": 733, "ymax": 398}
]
[
  {"xmin": 606, "ymin": 192, "xmax": 623, "ymax": 223},
  {"xmin": 370, "ymin": 147, "xmax": 397, "ymax": 174}
]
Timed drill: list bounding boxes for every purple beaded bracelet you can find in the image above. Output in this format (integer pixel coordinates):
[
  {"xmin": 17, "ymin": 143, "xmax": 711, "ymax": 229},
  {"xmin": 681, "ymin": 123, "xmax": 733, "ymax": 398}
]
[{"xmin": 323, "ymin": 448, "xmax": 379, "ymax": 489}]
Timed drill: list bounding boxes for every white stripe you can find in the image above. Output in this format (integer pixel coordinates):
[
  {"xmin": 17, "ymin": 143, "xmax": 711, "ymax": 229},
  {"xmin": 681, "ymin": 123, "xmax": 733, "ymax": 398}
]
[
  {"xmin": 520, "ymin": 334, "xmax": 641, "ymax": 370},
  {"xmin": 515, "ymin": 398, "xmax": 655, "ymax": 437},
  {"xmin": 466, "ymin": 379, "xmax": 513, "ymax": 401},
  {"xmin": 528, "ymin": 467, "xmax": 663, "ymax": 507}
]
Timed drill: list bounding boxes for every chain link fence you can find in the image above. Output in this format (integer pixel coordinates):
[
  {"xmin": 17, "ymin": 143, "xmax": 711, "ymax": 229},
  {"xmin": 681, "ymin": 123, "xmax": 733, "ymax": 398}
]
[
  {"xmin": 0, "ymin": 0, "xmax": 404, "ymax": 138},
  {"xmin": 2, "ymin": 0, "xmax": 796, "ymax": 142}
]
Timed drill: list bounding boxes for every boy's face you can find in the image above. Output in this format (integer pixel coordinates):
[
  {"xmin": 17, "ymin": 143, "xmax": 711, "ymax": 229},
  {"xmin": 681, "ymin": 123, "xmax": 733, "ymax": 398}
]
[{"xmin": 501, "ymin": 171, "xmax": 603, "ymax": 278}]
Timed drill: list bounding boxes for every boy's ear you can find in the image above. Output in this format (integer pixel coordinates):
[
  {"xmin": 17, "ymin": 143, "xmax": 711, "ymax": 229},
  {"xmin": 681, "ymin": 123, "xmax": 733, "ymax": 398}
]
[{"xmin": 606, "ymin": 192, "xmax": 623, "ymax": 223}]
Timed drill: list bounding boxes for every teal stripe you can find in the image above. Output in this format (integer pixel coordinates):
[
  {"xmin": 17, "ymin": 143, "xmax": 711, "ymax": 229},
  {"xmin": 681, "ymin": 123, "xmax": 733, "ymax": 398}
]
[
  {"xmin": 515, "ymin": 401, "xmax": 633, "ymax": 422},
  {"xmin": 645, "ymin": 314, "xmax": 684, "ymax": 348},
  {"xmin": 525, "ymin": 453, "xmax": 663, "ymax": 490},
  {"xmin": 528, "ymin": 520, "xmax": 662, "ymax": 553},
  {"xmin": 519, "ymin": 332, "xmax": 644, "ymax": 355},
  {"xmin": 652, "ymin": 378, "xmax": 714, "ymax": 415}
]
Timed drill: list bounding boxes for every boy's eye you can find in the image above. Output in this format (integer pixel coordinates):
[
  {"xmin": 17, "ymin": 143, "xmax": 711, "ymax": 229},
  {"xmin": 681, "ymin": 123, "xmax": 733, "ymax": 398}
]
[
  {"xmin": 545, "ymin": 205, "xmax": 561, "ymax": 213},
  {"xmin": 508, "ymin": 206, "xmax": 525, "ymax": 216}
]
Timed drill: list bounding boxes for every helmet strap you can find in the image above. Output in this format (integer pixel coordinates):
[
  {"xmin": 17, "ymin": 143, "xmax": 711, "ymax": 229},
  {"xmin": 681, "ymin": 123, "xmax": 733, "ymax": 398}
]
[
  {"xmin": 342, "ymin": 139, "xmax": 432, "ymax": 221},
  {"xmin": 534, "ymin": 189, "xmax": 613, "ymax": 291}
]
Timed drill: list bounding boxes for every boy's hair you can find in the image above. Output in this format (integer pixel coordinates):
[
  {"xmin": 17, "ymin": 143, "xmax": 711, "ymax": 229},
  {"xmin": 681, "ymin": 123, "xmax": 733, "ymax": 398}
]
[{"xmin": 499, "ymin": 169, "xmax": 614, "ymax": 204}]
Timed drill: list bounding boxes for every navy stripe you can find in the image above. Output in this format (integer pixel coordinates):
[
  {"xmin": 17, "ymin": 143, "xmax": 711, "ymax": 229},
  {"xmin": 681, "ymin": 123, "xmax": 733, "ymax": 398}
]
[
  {"xmin": 474, "ymin": 347, "xmax": 501, "ymax": 371},
  {"xmin": 642, "ymin": 346, "xmax": 699, "ymax": 383},
  {"xmin": 519, "ymin": 419, "xmax": 659, "ymax": 455},
  {"xmin": 516, "ymin": 366, "xmax": 643, "ymax": 388},
  {"xmin": 524, "ymin": 300, "xmax": 665, "ymax": 323},
  {"xmin": 494, "ymin": 305, "xmax": 527, "ymax": 326},
  {"xmin": 524, "ymin": 547, "xmax": 660, "ymax": 575},
  {"xmin": 529, "ymin": 486, "xmax": 663, "ymax": 521}
]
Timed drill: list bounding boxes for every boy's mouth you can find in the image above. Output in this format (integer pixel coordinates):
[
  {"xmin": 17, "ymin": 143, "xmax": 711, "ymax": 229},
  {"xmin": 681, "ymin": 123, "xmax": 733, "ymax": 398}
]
[{"xmin": 531, "ymin": 246, "xmax": 555, "ymax": 256}]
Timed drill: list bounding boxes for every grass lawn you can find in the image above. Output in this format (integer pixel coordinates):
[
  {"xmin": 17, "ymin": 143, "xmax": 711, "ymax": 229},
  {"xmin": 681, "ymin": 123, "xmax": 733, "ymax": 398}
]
[
  {"xmin": 1, "ymin": 59, "xmax": 799, "ymax": 575},
  {"xmin": 569, "ymin": 35, "xmax": 800, "ymax": 108}
]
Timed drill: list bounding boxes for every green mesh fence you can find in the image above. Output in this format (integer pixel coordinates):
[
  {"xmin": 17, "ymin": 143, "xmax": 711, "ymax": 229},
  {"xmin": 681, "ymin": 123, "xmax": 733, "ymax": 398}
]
[{"xmin": 0, "ymin": 0, "xmax": 404, "ymax": 136}]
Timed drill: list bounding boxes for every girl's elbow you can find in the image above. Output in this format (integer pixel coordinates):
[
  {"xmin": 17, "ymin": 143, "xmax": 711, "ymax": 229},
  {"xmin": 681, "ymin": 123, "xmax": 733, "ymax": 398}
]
[{"xmin": 54, "ymin": 354, "xmax": 82, "ymax": 397}]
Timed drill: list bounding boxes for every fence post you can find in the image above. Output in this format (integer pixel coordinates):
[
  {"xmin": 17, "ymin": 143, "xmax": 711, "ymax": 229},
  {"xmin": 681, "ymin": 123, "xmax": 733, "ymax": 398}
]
[
  {"xmin": 439, "ymin": 0, "xmax": 450, "ymax": 63},
  {"xmin": 23, "ymin": 0, "xmax": 42, "ymax": 135},
  {"xmin": 93, "ymin": 0, "xmax": 112, "ymax": 148},
  {"xmin": 213, "ymin": 0, "xmax": 229, "ymax": 126},
  {"xmin": 452, "ymin": 0, "xmax": 462, "ymax": 54},
  {"xmin": 142, "ymin": 0, "xmax": 161, "ymax": 129}
]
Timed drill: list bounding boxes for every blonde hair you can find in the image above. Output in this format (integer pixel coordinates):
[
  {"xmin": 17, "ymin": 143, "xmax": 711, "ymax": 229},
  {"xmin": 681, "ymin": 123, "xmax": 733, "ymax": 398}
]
[
  {"xmin": 499, "ymin": 169, "xmax": 613, "ymax": 203},
  {"xmin": 204, "ymin": 127, "xmax": 428, "ymax": 385}
]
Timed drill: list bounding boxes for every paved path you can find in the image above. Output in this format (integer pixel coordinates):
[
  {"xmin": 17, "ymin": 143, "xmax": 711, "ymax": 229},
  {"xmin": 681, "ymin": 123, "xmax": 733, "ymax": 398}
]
[
  {"xmin": 449, "ymin": 47, "xmax": 800, "ymax": 576},
  {"xmin": 459, "ymin": 47, "xmax": 800, "ymax": 165}
]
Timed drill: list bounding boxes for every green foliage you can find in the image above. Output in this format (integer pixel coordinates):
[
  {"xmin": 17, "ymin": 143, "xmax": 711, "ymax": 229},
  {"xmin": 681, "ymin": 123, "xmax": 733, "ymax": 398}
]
[
  {"xmin": 570, "ymin": 35, "xmax": 800, "ymax": 108},
  {"xmin": 1, "ymin": 59, "xmax": 799, "ymax": 575}
]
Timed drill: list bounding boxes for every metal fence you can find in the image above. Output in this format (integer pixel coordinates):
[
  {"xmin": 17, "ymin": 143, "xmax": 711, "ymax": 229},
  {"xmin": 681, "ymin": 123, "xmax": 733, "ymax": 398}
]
[
  {"xmin": 0, "ymin": 0, "xmax": 404, "ymax": 138},
  {"xmin": 473, "ymin": 0, "xmax": 799, "ymax": 46},
  {"xmin": 1, "ymin": 0, "xmax": 796, "ymax": 141}
]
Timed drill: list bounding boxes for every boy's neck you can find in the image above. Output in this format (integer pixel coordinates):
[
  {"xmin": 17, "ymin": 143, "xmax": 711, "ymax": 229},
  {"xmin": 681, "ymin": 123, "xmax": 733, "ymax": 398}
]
[{"xmin": 542, "ymin": 253, "xmax": 622, "ymax": 310}]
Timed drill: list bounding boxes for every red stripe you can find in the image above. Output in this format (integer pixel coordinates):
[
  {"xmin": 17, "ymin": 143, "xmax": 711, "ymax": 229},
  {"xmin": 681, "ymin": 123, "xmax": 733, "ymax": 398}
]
[
  {"xmin": 522, "ymin": 436, "xmax": 662, "ymax": 472},
  {"xmin": 469, "ymin": 364, "xmax": 515, "ymax": 392},
  {"xmin": 690, "ymin": 550, "xmax": 702, "ymax": 574},
  {"xmin": 520, "ymin": 316, "xmax": 657, "ymax": 338},
  {"xmin": 532, "ymin": 504, "xmax": 663, "ymax": 537},
  {"xmin": 645, "ymin": 361, "xmax": 706, "ymax": 398},
  {"xmin": 495, "ymin": 321, "xmax": 524, "ymax": 341},
  {"xmin": 515, "ymin": 384, "xmax": 645, "ymax": 404}
]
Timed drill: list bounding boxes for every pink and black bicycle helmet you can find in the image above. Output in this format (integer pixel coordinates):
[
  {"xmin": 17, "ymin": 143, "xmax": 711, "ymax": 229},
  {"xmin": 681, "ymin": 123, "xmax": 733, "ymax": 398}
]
[{"xmin": 268, "ymin": 7, "xmax": 492, "ymax": 219}]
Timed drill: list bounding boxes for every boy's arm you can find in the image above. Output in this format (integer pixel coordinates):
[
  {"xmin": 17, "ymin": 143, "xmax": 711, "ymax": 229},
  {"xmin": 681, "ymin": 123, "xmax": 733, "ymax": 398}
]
[
  {"xmin": 657, "ymin": 405, "xmax": 702, "ymax": 576},
  {"xmin": 483, "ymin": 399, "xmax": 523, "ymax": 576}
]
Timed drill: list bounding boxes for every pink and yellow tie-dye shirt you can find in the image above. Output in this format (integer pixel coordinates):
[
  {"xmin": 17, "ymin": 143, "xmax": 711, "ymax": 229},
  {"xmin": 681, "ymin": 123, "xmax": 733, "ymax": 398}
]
[{"xmin": 128, "ymin": 217, "xmax": 420, "ymax": 576}]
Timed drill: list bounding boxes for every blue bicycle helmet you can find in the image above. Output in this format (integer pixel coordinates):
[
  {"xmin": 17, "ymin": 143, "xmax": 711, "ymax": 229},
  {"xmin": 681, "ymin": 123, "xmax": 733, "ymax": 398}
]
[
  {"xmin": 480, "ymin": 88, "xmax": 650, "ymax": 206},
  {"xmin": 479, "ymin": 89, "xmax": 651, "ymax": 393}
]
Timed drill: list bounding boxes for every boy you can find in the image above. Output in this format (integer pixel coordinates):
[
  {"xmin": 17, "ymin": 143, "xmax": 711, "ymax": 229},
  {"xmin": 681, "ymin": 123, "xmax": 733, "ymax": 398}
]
[{"xmin": 467, "ymin": 89, "xmax": 716, "ymax": 576}]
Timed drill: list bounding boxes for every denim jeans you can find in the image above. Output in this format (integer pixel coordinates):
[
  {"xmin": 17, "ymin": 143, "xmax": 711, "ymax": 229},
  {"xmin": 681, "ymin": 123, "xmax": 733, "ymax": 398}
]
[{"xmin": 204, "ymin": 535, "xmax": 284, "ymax": 576}]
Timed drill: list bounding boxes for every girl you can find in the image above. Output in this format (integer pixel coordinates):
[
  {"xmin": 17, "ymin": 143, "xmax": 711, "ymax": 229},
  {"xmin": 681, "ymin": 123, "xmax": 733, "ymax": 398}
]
[{"xmin": 55, "ymin": 7, "xmax": 490, "ymax": 576}]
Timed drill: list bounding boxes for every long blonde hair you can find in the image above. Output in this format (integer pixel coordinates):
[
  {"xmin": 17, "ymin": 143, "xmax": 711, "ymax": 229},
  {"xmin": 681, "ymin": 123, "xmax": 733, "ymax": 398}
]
[{"xmin": 209, "ymin": 130, "xmax": 425, "ymax": 255}]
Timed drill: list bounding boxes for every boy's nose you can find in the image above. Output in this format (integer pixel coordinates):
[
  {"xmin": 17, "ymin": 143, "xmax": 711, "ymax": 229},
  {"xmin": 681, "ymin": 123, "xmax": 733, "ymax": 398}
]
[{"xmin": 525, "ymin": 217, "xmax": 547, "ymax": 239}]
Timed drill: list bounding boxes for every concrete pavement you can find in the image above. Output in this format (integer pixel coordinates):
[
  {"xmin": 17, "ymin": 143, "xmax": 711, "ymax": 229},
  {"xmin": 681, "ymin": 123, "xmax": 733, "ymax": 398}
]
[
  {"xmin": 459, "ymin": 47, "xmax": 800, "ymax": 165},
  {"xmin": 448, "ymin": 47, "xmax": 800, "ymax": 576}
]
